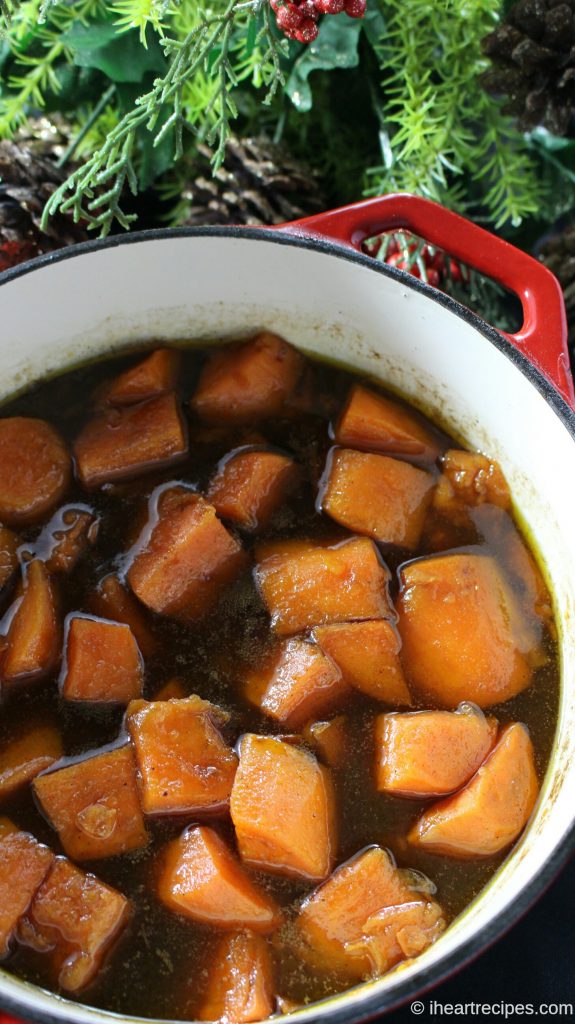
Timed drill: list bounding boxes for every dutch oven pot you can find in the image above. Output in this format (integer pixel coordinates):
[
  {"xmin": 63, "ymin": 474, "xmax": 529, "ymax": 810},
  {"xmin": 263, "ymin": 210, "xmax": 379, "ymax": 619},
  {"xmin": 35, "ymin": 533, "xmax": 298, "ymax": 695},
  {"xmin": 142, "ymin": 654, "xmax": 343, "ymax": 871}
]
[{"xmin": 0, "ymin": 193, "xmax": 574, "ymax": 1024}]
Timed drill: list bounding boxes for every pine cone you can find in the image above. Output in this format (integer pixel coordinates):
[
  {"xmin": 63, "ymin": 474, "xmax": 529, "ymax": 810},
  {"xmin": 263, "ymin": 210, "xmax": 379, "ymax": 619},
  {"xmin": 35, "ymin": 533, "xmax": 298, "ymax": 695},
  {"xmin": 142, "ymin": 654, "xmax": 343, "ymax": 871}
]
[
  {"xmin": 1, "ymin": 117, "xmax": 87, "ymax": 271},
  {"xmin": 482, "ymin": 0, "xmax": 575, "ymax": 135},
  {"xmin": 178, "ymin": 137, "xmax": 327, "ymax": 227},
  {"xmin": 540, "ymin": 225, "xmax": 575, "ymax": 359}
]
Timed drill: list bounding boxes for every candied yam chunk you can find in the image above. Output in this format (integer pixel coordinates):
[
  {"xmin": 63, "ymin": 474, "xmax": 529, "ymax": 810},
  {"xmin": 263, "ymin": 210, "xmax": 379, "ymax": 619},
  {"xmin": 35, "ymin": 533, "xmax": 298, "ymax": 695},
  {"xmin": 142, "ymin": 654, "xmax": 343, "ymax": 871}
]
[
  {"xmin": 198, "ymin": 931, "xmax": 275, "ymax": 1023},
  {"xmin": 374, "ymin": 704, "xmax": 498, "ymax": 798},
  {"xmin": 154, "ymin": 677, "xmax": 186, "ymax": 700},
  {"xmin": 102, "ymin": 348, "xmax": 180, "ymax": 407},
  {"xmin": 0, "ymin": 831, "xmax": 54, "ymax": 957},
  {"xmin": 34, "ymin": 744, "xmax": 148, "ymax": 861},
  {"xmin": 21, "ymin": 857, "xmax": 130, "ymax": 992},
  {"xmin": 244, "ymin": 640, "xmax": 348, "ymax": 730},
  {"xmin": 158, "ymin": 825, "xmax": 280, "ymax": 932},
  {"xmin": 0, "ymin": 724, "xmax": 63, "ymax": 800},
  {"xmin": 60, "ymin": 614, "xmax": 143, "ymax": 704},
  {"xmin": 298, "ymin": 846, "xmax": 416, "ymax": 978},
  {"xmin": 87, "ymin": 573, "xmax": 156, "ymax": 659},
  {"xmin": 41, "ymin": 506, "xmax": 99, "ymax": 575},
  {"xmin": 408, "ymin": 722, "xmax": 539, "ymax": 858},
  {"xmin": 74, "ymin": 392, "xmax": 188, "ymax": 489},
  {"xmin": 207, "ymin": 449, "xmax": 298, "ymax": 531},
  {"xmin": 433, "ymin": 449, "xmax": 511, "ymax": 527},
  {"xmin": 127, "ymin": 487, "xmax": 246, "ymax": 621},
  {"xmin": 345, "ymin": 900, "xmax": 446, "ymax": 977},
  {"xmin": 255, "ymin": 537, "xmax": 392, "ymax": 637},
  {"xmin": 0, "ymin": 817, "xmax": 18, "ymax": 838},
  {"xmin": 303, "ymin": 717, "xmax": 347, "ymax": 768},
  {"xmin": 190, "ymin": 333, "xmax": 304, "ymax": 425},
  {"xmin": 0, "ymin": 418, "xmax": 71, "ymax": 527},
  {"xmin": 313, "ymin": 620, "xmax": 412, "ymax": 706},
  {"xmin": 126, "ymin": 697, "xmax": 237, "ymax": 815},
  {"xmin": 320, "ymin": 449, "xmax": 435, "ymax": 550},
  {"xmin": 398, "ymin": 553, "xmax": 538, "ymax": 708},
  {"xmin": 0, "ymin": 524, "xmax": 18, "ymax": 591},
  {"xmin": 230, "ymin": 734, "xmax": 336, "ymax": 882},
  {"xmin": 334, "ymin": 384, "xmax": 440, "ymax": 462},
  {"xmin": 2, "ymin": 560, "xmax": 59, "ymax": 686}
]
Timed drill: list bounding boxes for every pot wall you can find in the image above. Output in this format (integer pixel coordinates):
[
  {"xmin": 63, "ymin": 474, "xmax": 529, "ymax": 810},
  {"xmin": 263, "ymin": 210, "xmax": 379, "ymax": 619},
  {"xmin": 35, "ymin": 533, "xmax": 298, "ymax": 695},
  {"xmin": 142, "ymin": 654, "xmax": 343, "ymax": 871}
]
[{"xmin": 1, "ymin": 230, "xmax": 574, "ymax": 1024}]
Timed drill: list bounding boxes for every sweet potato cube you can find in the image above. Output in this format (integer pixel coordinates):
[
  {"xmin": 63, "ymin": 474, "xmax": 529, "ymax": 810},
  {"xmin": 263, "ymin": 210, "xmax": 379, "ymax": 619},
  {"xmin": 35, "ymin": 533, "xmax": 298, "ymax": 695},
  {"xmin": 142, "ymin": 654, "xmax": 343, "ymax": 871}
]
[
  {"xmin": 158, "ymin": 825, "xmax": 280, "ymax": 932},
  {"xmin": 34, "ymin": 744, "xmax": 148, "ymax": 860},
  {"xmin": 154, "ymin": 678, "xmax": 186, "ymax": 700},
  {"xmin": 375, "ymin": 704, "xmax": 498, "ymax": 798},
  {"xmin": 320, "ymin": 449, "xmax": 435, "ymax": 550},
  {"xmin": 127, "ymin": 487, "xmax": 246, "ymax": 621},
  {"xmin": 303, "ymin": 717, "xmax": 347, "ymax": 768},
  {"xmin": 0, "ymin": 817, "xmax": 18, "ymax": 838},
  {"xmin": 74, "ymin": 392, "xmax": 188, "ymax": 489},
  {"xmin": 127, "ymin": 697, "xmax": 237, "ymax": 815},
  {"xmin": 21, "ymin": 857, "xmax": 130, "ymax": 991},
  {"xmin": 244, "ymin": 640, "xmax": 348, "ymax": 730},
  {"xmin": 208, "ymin": 449, "xmax": 298, "ymax": 530},
  {"xmin": 190, "ymin": 333, "xmax": 304, "ymax": 425},
  {"xmin": 60, "ymin": 614, "xmax": 143, "ymax": 704},
  {"xmin": 0, "ymin": 724, "xmax": 63, "ymax": 800},
  {"xmin": 298, "ymin": 846, "xmax": 415, "ymax": 977},
  {"xmin": 42, "ymin": 506, "xmax": 99, "ymax": 575},
  {"xmin": 198, "ymin": 931, "xmax": 276, "ymax": 1023},
  {"xmin": 313, "ymin": 620, "xmax": 412, "ymax": 706},
  {"xmin": 398, "ymin": 553, "xmax": 537, "ymax": 708},
  {"xmin": 87, "ymin": 573, "xmax": 157, "ymax": 659},
  {"xmin": 255, "ymin": 537, "xmax": 392, "ymax": 637},
  {"xmin": 334, "ymin": 384, "xmax": 440, "ymax": 463},
  {"xmin": 433, "ymin": 449, "xmax": 511, "ymax": 527},
  {"xmin": 0, "ymin": 524, "xmax": 18, "ymax": 591},
  {"xmin": 231, "ymin": 734, "xmax": 336, "ymax": 881},
  {"xmin": 0, "ymin": 830, "xmax": 54, "ymax": 957},
  {"xmin": 345, "ymin": 900, "xmax": 446, "ymax": 977},
  {"xmin": 0, "ymin": 418, "xmax": 71, "ymax": 527},
  {"xmin": 102, "ymin": 348, "xmax": 180, "ymax": 407},
  {"xmin": 408, "ymin": 722, "xmax": 539, "ymax": 858},
  {"xmin": 2, "ymin": 560, "xmax": 59, "ymax": 685}
]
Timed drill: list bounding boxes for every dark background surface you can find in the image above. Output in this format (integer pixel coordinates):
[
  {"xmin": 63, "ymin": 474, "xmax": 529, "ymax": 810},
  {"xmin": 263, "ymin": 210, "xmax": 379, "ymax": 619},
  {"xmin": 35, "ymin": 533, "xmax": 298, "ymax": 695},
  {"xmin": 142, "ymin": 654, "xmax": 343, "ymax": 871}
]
[{"xmin": 389, "ymin": 852, "xmax": 575, "ymax": 1019}]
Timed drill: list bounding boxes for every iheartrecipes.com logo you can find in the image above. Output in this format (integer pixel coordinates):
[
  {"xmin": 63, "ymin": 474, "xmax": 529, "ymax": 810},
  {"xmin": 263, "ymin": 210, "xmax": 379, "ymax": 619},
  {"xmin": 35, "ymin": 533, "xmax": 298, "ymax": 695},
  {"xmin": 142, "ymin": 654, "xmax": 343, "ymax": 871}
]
[{"xmin": 410, "ymin": 1001, "xmax": 574, "ymax": 1017}]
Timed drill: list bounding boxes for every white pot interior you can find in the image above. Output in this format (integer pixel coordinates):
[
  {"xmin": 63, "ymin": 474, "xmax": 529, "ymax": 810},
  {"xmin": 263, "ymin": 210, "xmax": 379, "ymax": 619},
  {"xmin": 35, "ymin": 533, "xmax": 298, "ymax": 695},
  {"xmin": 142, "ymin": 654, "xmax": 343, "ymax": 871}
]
[{"xmin": 1, "ymin": 231, "xmax": 574, "ymax": 1024}]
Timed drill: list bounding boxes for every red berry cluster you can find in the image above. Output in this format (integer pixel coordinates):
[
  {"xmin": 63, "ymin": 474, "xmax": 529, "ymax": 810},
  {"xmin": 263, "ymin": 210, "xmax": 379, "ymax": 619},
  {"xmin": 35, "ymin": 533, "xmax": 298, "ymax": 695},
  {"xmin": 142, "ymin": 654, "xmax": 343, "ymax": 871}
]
[
  {"xmin": 0, "ymin": 239, "xmax": 39, "ymax": 273},
  {"xmin": 363, "ymin": 234, "xmax": 469, "ymax": 290},
  {"xmin": 271, "ymin": 0, "xmax": 366, "ymax": 44}
]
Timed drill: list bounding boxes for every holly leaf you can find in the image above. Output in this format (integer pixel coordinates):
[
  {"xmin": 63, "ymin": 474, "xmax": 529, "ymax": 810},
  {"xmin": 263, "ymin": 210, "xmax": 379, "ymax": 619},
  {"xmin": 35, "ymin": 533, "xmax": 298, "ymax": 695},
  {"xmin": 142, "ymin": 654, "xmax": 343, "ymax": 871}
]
[
  {"xmin": 361, "ymin": 2, "xmax": 386, "ymax": 49},
  {"xmin": 286, "ymin": 15, "xmax": 362, "ymax": 113},
  {"xmin": 62, "ymin": 20, "xmax": 166, "ymax": 83}
]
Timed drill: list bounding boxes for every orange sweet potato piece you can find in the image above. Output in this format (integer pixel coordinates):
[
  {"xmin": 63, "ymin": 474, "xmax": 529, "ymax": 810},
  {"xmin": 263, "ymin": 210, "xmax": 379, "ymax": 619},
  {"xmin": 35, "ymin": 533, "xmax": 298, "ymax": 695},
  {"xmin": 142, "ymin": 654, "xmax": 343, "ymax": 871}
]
[
  {"xmin": 244, "ymin": 640, "xmax": 348, "ymax": 729},
  {"xmin": 154, "ymin": 678, "xmax": 187, "ymax": 700},
  {"xmin": 158, "ymin": 825, "xmax": 280, "ymax": 932},
  {"xmin": 190, "ymin": 333, "xmax": 304, "ymax": 425},
  {"xmin": 2, "ymin": 560, "xmax": 59, "ymax": 685},
  {"xmin": 127, "ymin": 487, "xmax": 246, "ymax": 621},
  {"xmin": 41, "ymin": 506, "xmax": 99, "ymax": 575},
  {"xmin": 127, "ymin": 697, "xmax": 237, "ymax": 815},
  {"xmin": 230, "ymin": 734, "xmax": 336, "ymax": 882},
  {"xmin": 433, "ymin": 449, "xmax": 511, "ymax": 527},
  {"xmin": 0, "ymin": 418, "xmax": 71, "ymax": 527},
  {"xmin": 255, "ymin": 537, "xmax": 392, "ymax": 637},
  {"xmin": 102, "ymin": 348, "xmax": 180, "ymax": 407},
  {"xmin": 208, "ymin": 449, "xmax": 298, "ymax": 531},
  {"xmin": 0, "ymin": 830, "xmax": 54, "ymax": 957},
  {"xmin": 345, "ymin": 900, "xmax": 446, "ymax": 977},
  {"xmin": 375, "ymin": 704, "xmax": 498, "ymax": 798},
  {"xmin": 303, "ymin": 717, "xmax": 347, "ymax": 768},
  {"xmin": 20, "ymin": 857, "xmax": 130, "ymax": 991},
  {"xmin": 0, "ymin": 818, "xmax": 18, "ymax": 838},
  {"xmin": 298, "ymin": 846, "xmax": 417, "ymax": 977},
  {"xmin": 34, "ymin": 744, "xmax": 148, "ymax": 860},
  {"xmin": 334, "ymin": 384, "xmax": 440, "ymax": 463},
  {"xmin": 74, "ymin": 392, "xmax": 188, "ymax": 489},
  {"xmin": 0, "ymin": 724, "xmax": 63, "ymax": 800},
  {"xmin": 198, "ymin": 931, "xmax": 276, "ymax": 1023},
  {"xmin": 313, "ymin": 620, "xmax": 412, "ymax": 706},
  {"xmin": 408, "ymin": 722, "xmax": 539, "ymax": 857},
  {"xmin": 398, "ymin": 553, "xmax": 538, "ymax": 708},
  {"xmin": 0, "ymin": 524, "xmax": 18, "ymax": 592},
  {"xmin": 60, "ymin": 614, "xmax": 143, "ymax": 704},
  {"xmin": 87, "ymin": 573, "xmax": 157, "ymax": 659},
  {"xmin": 320, "ymin": 449, "xmax": 435, "ymax": 550}
]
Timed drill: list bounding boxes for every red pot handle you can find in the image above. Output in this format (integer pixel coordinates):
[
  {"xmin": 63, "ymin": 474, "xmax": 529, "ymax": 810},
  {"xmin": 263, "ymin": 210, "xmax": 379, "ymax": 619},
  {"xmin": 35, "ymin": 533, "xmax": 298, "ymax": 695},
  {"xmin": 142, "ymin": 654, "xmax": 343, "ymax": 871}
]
[{"xmin": 276, "ymin": 193, "xmax": 574, "ymax": 407}]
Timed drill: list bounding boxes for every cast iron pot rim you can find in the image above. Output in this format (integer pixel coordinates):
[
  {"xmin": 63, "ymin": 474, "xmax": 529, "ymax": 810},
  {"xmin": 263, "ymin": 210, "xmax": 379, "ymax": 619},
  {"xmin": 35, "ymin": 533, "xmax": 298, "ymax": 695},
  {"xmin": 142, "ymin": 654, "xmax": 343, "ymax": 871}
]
[{"xmin": 0, "ymin": 224, "xmax": 574, "ymax": 1024}]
